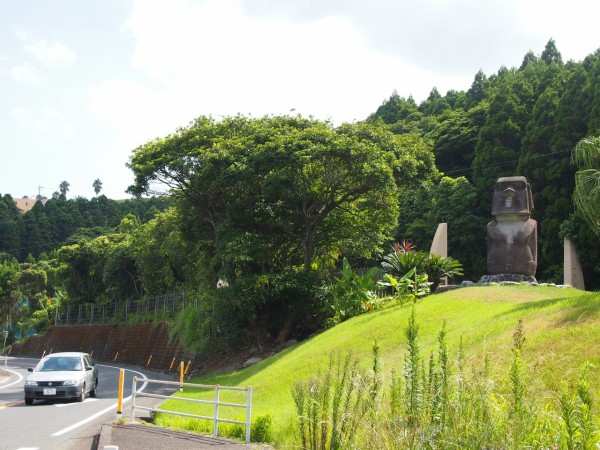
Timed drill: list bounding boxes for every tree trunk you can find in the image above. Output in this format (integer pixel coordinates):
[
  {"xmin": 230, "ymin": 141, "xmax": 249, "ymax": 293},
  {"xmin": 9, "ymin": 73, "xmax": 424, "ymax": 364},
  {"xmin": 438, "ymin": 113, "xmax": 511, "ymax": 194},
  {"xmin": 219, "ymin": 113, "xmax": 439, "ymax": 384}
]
[{"xmin": 275, "ymin": 306, "xmax": 303, "ymax": 345}]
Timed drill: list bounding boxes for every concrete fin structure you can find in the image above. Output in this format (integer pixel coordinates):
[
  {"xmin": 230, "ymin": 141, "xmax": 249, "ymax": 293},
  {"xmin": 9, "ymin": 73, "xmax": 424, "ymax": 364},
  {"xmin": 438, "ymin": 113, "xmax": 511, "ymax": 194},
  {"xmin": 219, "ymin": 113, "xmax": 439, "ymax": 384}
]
[
  {"xmin": 430, "ymin": 223, "xmax": 448, "ymax": 258},
  {"xmin": 430, "ymin": 223, "xmax": 448, "ymax": 286},
  {"xmin": 564, "ymin": 238, "xmax": 585, "ymax": 290}
]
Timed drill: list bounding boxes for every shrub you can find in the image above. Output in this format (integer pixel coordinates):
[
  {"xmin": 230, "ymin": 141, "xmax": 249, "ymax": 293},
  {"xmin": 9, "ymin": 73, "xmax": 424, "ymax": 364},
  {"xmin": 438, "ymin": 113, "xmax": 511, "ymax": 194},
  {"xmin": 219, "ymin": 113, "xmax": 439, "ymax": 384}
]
[
  {"xmin": 381, "ymin": 246, "xmax": 463, "ymax": 292},
  {"xmin": 377, "ymin": 268, "xmax": 431, "ymax": 304},
  {"xmin": 251, "ymin": 413, "xmax": 274, "ymax": 443},
  {"xmin": 328, "ymin": 258, "xmax": 381, "ymax": 323}
]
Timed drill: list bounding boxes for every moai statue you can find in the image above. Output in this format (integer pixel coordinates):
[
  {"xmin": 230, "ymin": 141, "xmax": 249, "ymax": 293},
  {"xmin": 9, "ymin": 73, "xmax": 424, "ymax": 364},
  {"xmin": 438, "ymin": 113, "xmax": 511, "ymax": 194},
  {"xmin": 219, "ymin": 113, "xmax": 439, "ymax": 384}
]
[{"xmin": 486, "ymin": 176, "xmax": 537, "ymax": 279}]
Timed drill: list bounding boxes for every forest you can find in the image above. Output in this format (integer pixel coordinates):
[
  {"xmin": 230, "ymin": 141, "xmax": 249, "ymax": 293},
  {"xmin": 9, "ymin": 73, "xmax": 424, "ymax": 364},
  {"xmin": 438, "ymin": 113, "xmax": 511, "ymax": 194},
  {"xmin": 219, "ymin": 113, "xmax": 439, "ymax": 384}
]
[{"xmin": 1, "ymin": 39, "xmax": 599, "ymax": 353}]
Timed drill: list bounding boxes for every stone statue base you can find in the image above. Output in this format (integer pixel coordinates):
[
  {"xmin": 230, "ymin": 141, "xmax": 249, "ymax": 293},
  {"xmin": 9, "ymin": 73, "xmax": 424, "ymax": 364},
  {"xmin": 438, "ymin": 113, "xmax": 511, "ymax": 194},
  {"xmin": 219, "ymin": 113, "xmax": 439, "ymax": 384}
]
[{"xmin": 480, "ymin": 274, "xmax": 537, "ymax": 284}]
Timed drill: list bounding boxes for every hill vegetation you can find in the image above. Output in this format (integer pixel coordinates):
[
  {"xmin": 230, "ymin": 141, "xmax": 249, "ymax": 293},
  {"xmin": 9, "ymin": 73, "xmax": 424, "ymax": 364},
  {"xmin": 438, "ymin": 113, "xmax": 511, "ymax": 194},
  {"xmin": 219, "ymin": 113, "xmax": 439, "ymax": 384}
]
[
  {"xmin": 1, "ymin": 39, "xmax": 599, "ymax": 361},
  {"xmin": 155, "ymin": 285, "xmax": 600, "ymax": 447}
]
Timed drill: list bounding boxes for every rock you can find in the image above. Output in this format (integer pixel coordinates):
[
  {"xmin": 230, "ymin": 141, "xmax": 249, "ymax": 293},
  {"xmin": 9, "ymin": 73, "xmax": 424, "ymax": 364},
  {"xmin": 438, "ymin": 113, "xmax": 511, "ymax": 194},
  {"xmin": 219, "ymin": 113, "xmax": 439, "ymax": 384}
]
[
  {"xmin": 282, "ymin": 339, "xmax": 298, "ymax": 348},
  {"xmin": 480, "ymin": 274, "xmax": 537, "ymax": 284},
  {"xmin": 243, "ymin": 357, "xmax": 262, "ymax": 368},
  {"xmin": 434, "ymin": 285, "xmax": 460, "ymax": 293}
]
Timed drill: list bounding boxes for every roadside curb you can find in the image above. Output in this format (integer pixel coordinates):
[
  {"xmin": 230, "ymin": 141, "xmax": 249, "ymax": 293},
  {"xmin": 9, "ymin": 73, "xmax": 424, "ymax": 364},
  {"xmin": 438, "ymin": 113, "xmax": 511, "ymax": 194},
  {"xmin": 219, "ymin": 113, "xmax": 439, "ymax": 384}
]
[
  {"xmin": 96, "ymin": 422, "xmax": 273, "ymax": 449},
  {"xmin": 97, "ymin": 423, "xmax": 113, "ymax": 449}
]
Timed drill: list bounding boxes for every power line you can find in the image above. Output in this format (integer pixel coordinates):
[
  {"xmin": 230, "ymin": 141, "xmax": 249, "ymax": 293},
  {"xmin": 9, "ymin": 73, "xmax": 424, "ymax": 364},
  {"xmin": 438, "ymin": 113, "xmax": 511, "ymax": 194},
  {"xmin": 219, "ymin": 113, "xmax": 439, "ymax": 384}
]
[{"xmin": 441, "ymin": 148, "xmax": 573, "ymax": 177}]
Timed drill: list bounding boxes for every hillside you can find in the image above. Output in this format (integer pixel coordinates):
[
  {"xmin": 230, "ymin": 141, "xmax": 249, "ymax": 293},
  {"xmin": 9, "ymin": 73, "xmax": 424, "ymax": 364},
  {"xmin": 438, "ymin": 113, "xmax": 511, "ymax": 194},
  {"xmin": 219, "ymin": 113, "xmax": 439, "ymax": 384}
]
[{"xmin": 157, "ymin": 285, "xmax": 600, "ymax": 445}]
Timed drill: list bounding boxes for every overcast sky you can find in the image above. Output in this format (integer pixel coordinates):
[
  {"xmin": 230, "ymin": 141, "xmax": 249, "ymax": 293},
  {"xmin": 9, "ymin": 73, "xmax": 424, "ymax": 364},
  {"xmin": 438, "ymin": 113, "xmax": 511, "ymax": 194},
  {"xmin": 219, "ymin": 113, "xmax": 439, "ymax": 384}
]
[{"xmin": 1, "ymin": 0, "xmax": 599, "ymax": 199}]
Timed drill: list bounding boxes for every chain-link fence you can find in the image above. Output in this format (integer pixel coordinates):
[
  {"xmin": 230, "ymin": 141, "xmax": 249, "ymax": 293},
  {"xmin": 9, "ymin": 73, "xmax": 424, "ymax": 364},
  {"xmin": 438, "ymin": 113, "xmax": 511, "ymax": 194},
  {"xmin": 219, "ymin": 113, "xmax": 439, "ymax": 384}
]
[{"xmin": 53, "ymin": 292, "xmax": 195, "ymax": 326}]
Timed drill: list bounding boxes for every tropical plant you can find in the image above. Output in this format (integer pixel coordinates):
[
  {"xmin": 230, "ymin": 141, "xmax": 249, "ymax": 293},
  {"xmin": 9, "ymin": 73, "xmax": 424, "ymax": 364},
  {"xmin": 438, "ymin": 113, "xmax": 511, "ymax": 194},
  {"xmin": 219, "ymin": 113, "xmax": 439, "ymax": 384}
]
[
  {"xmin": 381, "ymin": 245, "xmax": 463, "ymax": 292},
  {"xmin": 377, "ymin": 268, "xmax": 431, "ymax": 304},
  {"xmin": 92, "ymin": 178, "xmax": 103, "ymax": 196},
  {"xmin": 573, "ymin": 136, "xmax": 600, "ymax": 236},
  {"xmin": 329, "ymin": 258, "xmax": 381, "ymax": 322},
  {"xmin": 421, "ymin": 253, "xmax": 464, "ymax": 291},
  {"xmin": 58, "ymin": 180, "xmax": 70, "ymax": 198}
]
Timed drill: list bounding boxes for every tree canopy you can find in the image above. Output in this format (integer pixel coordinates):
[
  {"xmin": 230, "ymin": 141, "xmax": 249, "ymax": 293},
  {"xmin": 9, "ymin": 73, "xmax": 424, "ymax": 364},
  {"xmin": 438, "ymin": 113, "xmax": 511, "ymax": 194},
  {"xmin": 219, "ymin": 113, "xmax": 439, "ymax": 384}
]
[{"xmin": 128, "ymin": 115, "xmax": 437, "ymax": 274}]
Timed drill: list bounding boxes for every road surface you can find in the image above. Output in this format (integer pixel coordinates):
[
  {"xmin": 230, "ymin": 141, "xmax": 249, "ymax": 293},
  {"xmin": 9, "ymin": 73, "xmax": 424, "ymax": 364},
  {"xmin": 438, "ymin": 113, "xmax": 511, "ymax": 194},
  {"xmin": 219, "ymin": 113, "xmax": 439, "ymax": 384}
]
[{"xmin": 0, "ymin": 356, "xmax": 176, "ymax": 450}]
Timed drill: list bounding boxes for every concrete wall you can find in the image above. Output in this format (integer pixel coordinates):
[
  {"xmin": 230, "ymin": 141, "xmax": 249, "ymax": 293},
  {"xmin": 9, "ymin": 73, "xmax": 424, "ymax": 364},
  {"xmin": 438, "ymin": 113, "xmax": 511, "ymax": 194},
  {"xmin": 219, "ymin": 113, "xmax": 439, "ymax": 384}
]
[{"xmin": 8, "ymin": 322, "xmax": 186, "ymax": 372}]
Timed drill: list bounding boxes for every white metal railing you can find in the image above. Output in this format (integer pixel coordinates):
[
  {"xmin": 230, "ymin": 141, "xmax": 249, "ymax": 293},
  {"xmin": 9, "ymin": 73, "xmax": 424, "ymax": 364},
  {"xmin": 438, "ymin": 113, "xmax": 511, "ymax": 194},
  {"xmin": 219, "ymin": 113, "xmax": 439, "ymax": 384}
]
[{"xmin": 130, "ymin": 377, "xmax": 253, "ymax": 443}]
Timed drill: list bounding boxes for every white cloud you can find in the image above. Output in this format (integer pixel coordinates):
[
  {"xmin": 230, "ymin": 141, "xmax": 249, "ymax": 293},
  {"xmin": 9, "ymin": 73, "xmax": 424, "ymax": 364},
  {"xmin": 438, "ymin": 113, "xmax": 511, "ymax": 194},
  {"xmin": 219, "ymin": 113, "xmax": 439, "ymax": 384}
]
[
  {"xmin": 25, "ymin": 40, "xmax": 77, "ymax": 66},
  {"xmin": 10, "ymin": 64, "xmax": 44, "ymax": 84},
  {"xmin": 87, "ymin": 78, "xmax": 168, "ymax": 146},
  {"xmin": 35, "ymin": 108, "xmax": 76, "ymax": 137},
  {"xmin": 239, "ymin": 0, "xmax": 600, "ymax": 76},
  {"xmin": 15, "ymin": 29, "xmax": 76, "ymax": 66},
  {"xmin": 86, "ymin": 0, "xmax": 460, "ymax": 148},
  {"xmin": 10, "ymin": 107, "xmax": 27, "ymax": 124}
]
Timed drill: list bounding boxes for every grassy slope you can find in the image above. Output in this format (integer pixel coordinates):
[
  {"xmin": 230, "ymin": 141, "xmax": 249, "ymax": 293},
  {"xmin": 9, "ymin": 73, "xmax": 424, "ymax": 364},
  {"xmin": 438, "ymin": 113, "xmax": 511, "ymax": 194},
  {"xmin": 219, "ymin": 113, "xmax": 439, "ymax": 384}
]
[{"xmin": 158, "ymin": 285, "xmax": 600, "ymax": 445}]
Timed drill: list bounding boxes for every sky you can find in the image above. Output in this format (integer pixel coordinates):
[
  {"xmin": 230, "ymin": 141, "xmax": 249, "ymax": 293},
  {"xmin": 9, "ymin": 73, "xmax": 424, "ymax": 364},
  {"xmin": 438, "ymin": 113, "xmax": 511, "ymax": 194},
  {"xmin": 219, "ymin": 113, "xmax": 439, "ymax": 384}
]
[{"xmin": 1, "ymin": 0, "xmax": 599, "ymax": 200}]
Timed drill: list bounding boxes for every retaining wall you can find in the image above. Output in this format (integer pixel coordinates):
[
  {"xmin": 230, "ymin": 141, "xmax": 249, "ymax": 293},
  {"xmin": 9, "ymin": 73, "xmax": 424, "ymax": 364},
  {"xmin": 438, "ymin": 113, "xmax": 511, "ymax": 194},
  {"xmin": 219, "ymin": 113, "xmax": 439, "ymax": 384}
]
[{"xmin": 7, "ymin": 322, "xmax": 187, "ymax": 372}]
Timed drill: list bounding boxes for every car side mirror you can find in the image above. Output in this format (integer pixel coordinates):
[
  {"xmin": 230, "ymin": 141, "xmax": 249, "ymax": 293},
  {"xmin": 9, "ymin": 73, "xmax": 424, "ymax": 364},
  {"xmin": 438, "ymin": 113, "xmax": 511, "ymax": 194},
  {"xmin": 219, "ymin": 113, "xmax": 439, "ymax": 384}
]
[
  {"xmin": 86, "ymin": 366, "xmax": 93, "ymax": 371},
  {"xmin": 28, "ymin": 368, "xmax": 33, "ymax": 372}
]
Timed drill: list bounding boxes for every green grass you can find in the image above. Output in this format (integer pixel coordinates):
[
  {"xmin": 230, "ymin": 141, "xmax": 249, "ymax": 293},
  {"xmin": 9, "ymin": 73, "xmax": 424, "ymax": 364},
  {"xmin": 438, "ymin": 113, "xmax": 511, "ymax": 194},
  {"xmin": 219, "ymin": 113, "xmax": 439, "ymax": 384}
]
[{"xmin": 154, "ymin": 285, "xmax": 600, "ymax": 446}]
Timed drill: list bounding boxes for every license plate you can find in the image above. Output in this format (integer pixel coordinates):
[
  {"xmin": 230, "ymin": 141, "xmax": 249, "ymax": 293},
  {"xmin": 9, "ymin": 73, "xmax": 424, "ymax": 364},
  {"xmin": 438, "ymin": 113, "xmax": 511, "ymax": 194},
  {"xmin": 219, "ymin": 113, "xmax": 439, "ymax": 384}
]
[{"xmin": 43, "ymin": 388, "xmax": 56, "ymax": 395}]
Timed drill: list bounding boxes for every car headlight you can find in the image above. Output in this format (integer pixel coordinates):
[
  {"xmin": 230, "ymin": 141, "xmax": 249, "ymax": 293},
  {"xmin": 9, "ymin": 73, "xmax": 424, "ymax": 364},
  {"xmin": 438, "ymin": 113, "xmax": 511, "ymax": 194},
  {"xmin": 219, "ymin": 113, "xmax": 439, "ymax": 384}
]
[
  {"xmin": 63, "ymin": 380, "xmax": 81, "ymax": 386},
  {"xmin": 25, "ymin": 380, "xmax": 38, "ymax": 386}
]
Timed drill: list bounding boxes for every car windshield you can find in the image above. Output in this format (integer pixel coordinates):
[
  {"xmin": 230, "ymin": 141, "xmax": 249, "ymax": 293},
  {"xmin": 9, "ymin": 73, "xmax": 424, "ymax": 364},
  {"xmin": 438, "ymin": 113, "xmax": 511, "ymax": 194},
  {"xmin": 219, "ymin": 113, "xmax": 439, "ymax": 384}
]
[{"xmin": 39, "ymin": 357, "xmax": 82, "ymax": 372}]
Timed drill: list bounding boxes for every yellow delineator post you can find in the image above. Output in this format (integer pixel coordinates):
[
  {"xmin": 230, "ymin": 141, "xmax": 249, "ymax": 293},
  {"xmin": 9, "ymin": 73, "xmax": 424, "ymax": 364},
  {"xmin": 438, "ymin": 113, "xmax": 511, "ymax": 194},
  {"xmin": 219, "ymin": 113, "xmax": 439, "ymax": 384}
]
[
  {"xmin": 169, "ymin": 356, "xmax": 176, "ymax": 371},
  {"xmin": 146, "ymin": 355, "xmax": 153, "ymax": 366},
  {"xmin": 116, "ymin": 369, "xmax": 124, "ymax": 421},
  {"xmin": 185, "ymin": 360, "xmax": 192, "ymax": 375},
  {"xmin": 179, "ymin": 361, "xmax": 184, "ymax": 392}
]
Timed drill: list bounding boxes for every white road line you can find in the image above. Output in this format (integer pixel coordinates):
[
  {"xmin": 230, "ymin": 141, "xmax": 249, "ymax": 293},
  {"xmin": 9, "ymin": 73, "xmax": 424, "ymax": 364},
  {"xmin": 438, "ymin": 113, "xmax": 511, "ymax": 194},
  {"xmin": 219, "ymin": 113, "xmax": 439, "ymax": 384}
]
[
  {"xmin": 55, "ymin": 398, "xmax": 99, "ymax": 407},
  {"xmin": 0, "ymin": 368, "xmax": 24, "ymax": 389},
  {"xmin": 51, "ymin": 365, "xmax": 149, "ymax": 437}
]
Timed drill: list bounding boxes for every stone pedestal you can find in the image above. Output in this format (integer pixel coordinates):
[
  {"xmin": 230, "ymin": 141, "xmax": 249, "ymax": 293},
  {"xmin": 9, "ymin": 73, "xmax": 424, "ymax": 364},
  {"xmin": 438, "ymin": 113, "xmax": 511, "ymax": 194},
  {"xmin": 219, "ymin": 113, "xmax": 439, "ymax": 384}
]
[{"xmin": 480, "ymin": 274, "xmax": 537, "ymax": 285}]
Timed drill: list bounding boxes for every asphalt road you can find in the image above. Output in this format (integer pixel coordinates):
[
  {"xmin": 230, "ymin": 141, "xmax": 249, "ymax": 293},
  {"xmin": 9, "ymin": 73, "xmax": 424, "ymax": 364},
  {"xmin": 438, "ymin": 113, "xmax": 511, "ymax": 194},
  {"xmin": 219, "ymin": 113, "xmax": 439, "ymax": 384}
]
[{"xmin": 0, "ymin": 356, "xmax": 177, "ymax": 450}]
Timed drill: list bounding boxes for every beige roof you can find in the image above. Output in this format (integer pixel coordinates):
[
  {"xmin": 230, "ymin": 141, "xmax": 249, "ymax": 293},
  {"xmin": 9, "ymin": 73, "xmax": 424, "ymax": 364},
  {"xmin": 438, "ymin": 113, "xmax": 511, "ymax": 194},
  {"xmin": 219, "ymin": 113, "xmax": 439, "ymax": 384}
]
[{"xmin": 13, "ymin": 198, "xmax": 43, "ymax": 213}]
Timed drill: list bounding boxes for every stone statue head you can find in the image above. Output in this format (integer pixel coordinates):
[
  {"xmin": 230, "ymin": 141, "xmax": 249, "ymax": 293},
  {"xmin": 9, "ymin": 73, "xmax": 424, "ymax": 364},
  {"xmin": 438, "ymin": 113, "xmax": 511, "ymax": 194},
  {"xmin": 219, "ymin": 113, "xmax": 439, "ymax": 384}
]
[{"xmin": 491, "ymin": 176, "xmax": 533, "ymax": 216}]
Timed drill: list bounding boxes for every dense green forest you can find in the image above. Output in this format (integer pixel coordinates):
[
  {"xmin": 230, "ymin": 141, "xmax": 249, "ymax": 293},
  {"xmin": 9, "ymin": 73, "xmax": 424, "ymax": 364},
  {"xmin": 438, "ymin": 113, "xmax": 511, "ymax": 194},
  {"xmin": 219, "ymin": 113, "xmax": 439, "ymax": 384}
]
[
  {"xmin": 1, "ymin": 39, "xmax": 599, "ymax": 353},
  {"xmin": 0, "ymin": 194, "xmax": 170, "ymax": 260}
]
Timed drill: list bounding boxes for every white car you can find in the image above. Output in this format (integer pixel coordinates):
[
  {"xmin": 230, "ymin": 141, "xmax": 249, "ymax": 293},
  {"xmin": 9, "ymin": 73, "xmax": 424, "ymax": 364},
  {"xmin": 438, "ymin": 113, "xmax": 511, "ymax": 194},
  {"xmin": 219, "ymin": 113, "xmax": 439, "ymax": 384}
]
[{"xmin": 24, "ymin": 352, "xmax": 98, "ymax": 405}]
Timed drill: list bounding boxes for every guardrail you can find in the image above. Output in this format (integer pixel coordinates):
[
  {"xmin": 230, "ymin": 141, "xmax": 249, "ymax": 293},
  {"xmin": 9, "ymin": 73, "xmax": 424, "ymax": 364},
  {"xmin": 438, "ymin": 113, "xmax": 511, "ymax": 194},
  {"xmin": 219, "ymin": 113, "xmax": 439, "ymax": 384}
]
[{"xmin": 130, "ymin": 377, "xmax": 253, "ymax": 443}]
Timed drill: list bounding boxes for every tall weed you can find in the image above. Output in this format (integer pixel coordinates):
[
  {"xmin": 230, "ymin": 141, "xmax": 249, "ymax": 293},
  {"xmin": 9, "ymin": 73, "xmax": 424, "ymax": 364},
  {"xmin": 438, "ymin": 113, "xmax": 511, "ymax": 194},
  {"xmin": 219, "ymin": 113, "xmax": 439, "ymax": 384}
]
[{"xmin": 292, "ymin": 312, "xmax": 600, "ymax": 449}]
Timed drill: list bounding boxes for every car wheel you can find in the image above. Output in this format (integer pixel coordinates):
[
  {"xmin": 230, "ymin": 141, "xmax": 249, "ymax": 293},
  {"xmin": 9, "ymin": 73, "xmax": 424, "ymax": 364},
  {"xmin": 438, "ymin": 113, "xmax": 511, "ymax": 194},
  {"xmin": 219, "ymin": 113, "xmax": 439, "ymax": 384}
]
[
  {"xmin": 77, "ymin": 384, "xmax": 86, "ymax": 402},
  {"xmin": 90, "ymin": 379, "xmax": 97, "ymax": 398},
  {"xmin": 25, "ymin": 398, "xmax": 33, "ymax": 405}
]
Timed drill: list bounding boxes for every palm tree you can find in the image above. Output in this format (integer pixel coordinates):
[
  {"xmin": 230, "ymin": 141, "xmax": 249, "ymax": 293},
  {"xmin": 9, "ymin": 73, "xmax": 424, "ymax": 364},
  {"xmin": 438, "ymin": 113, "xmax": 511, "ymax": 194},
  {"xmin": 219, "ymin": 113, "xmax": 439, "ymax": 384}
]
[
  {"xmin": 59, "ymin": 181, "xmax": 70, "ymax": 199},
  {"xmin": 573, "ymin": 136, "xmax": 600, "ymax": 236},
  {"xmin": 92, "ymin": 179, "xmax": 103, "ymax": 196}
]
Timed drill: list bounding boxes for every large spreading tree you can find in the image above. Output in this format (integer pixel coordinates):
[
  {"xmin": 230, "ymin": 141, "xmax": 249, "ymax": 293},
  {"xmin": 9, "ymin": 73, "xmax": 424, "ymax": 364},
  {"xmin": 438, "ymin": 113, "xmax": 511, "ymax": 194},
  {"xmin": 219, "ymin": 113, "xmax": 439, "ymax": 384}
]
[
  {"xmin": 128, "ymin": 115, "xmax": 436, "ymax": 276},
  {"xmin": 127, "ymin": 115, "xmax": 436, "ymax": 344}
]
